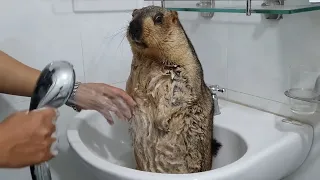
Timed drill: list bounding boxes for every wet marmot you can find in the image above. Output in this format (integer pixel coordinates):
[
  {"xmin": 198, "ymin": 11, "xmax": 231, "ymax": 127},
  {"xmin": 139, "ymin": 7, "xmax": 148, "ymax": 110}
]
[{"xmin": 125, "ymin": 5, "xmax": 222, "ymax": 174}]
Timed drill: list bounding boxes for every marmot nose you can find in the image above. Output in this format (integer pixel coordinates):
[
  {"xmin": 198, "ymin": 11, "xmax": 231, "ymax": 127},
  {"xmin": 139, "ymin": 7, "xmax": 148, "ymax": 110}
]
[{"xmin": 129, "ymin": 19, "xmax": 142, "ymax": 41}]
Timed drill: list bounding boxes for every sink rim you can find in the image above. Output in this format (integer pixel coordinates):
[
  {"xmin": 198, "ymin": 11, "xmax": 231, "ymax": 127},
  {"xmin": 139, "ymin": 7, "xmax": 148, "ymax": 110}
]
[{"xmin": 67, "ymin": 100, "xmax": 313, "ymax": 180}]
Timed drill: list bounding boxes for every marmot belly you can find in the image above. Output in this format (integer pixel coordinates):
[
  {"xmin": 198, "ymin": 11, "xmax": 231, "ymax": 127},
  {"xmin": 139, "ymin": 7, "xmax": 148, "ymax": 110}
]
[{"xmin": 128, "ymin": 68, "xmax": 214, "ymax": 174}]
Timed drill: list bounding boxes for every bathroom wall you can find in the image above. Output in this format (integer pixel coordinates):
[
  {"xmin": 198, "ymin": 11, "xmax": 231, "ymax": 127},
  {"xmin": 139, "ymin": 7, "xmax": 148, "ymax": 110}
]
[
  {"xmin": 1, "ymin": 0, "xmax": 320, "ymax": 179},
  {"xmin": 172, "ymin": 0, "xmax": 320, "ymax": 124}
]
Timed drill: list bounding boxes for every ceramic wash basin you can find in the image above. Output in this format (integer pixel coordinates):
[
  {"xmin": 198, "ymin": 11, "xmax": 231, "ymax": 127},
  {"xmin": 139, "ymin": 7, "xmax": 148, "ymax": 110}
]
[{"xmin": 67, "ymin": 99, "xmax": 313, "ymax": 180}]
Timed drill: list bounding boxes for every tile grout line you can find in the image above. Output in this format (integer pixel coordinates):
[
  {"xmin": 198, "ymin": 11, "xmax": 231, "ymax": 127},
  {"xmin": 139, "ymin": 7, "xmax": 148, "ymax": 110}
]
[{"xmin": 80, "ymin": 31, "xmax": 87, "ymax": 83}]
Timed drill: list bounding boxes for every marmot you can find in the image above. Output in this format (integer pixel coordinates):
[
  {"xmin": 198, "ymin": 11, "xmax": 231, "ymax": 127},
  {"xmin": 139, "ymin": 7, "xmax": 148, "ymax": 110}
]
[{"xmin": 125, "ymin": 5, "xmax": 222, "ymax": 174}]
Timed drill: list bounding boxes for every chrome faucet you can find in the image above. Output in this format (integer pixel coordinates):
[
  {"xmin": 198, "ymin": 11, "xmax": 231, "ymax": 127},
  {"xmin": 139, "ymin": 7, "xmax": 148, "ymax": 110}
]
[
  {"xmin": 29, "ymin": 61, "xmax": 76, "ymax": 180},
  {"xmin": 208, "ymin": 84, "xmax": 226, "ymax": 115}
]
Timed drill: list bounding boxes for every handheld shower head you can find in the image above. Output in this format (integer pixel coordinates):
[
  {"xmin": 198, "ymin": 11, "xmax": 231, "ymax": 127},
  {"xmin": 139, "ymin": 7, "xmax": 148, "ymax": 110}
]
[
  {"xmin": 29, "ymin": 61, "xmax": 76, "ymax": 111},
  {"xmin": 29, "ymin": 60, "xmax": 76, "ymax": 180}
]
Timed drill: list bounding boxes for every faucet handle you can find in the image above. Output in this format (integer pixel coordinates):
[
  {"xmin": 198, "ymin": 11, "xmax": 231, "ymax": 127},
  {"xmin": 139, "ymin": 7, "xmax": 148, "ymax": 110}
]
[{"xmin": 208, "ymin": 84, "xmax": 226, "ymax": 94}]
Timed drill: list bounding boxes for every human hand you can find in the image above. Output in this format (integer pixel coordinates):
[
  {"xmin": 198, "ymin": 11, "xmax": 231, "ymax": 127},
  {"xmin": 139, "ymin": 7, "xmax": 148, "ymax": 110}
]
[
  {"xmin": 0, "ymin": 107, "xmax": 59, "ymax": 168},
  {"xmin": 71, "ymin": 83, "xmax": 136, "ymax": 125}
]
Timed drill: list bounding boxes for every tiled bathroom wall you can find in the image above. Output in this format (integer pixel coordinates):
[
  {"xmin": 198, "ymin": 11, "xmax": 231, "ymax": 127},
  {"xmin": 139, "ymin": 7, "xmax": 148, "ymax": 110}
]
[
  {"xmin": 1, "ymin": 0, "xmax": 320, "ymax": 179},
  {"xmin": 179, "ymin": 9, "xmax": 320, "ymax": 124}
]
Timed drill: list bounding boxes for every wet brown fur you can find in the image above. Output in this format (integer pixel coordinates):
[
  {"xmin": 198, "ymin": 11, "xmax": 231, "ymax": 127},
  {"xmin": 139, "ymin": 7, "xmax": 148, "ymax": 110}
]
[{"xmin": 125, "ymin": 5, "xmax": 221, "ymax": 174}]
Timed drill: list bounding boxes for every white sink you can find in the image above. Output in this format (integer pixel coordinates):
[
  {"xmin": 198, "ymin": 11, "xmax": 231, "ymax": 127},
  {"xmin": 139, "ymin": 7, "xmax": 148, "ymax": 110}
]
[{"xmin": 67, "ymin": 100, "xmax": 313, "ymax": 180}]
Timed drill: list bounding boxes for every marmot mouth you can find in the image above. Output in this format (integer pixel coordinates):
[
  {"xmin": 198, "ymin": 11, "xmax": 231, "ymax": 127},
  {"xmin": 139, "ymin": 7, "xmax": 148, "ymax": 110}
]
[{"xmin": 133, "ymin": 40, "xmax": 148, "ymax": 48}]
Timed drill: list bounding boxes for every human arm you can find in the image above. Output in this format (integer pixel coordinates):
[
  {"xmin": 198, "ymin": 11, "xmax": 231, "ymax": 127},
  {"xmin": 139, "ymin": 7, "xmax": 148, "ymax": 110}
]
[
  {"xmin": 0, "ymin": 50, "xmax": 136, "ymax": 123},
  {"xmin": 0, "ymin": 50, "xmax": 40, "ymax": 97}
]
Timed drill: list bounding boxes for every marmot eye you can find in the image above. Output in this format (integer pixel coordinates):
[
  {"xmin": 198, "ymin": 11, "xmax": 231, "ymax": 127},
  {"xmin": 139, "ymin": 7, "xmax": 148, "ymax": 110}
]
[{"xmin": 154, "ymin": 14, "xmax": 163, "ymax": 24}]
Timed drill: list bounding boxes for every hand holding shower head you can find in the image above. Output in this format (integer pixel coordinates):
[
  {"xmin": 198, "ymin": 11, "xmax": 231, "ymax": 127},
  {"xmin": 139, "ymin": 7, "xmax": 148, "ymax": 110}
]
[{"xmin": 29, "ymin": 60, "xmax": 76, "ymax": 180}]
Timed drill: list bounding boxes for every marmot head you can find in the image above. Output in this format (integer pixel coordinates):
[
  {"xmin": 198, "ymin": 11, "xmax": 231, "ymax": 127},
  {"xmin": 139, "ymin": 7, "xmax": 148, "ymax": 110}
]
[{"xmin": 126, "ymin": 6, "xmax": 181, "ymax": 54}]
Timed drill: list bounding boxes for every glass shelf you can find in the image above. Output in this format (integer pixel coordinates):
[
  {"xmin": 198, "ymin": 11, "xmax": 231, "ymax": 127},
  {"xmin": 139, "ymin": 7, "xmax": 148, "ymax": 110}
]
[{"xmin": 162, "ymin": 1, "xmax": 320, "ymax": 15}]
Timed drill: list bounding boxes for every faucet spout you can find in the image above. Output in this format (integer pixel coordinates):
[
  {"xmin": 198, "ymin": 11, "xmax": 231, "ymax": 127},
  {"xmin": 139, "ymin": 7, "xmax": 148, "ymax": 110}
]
[{"xmin": 208, "ymin": 84, "xmax": 226, "ymax": 116}]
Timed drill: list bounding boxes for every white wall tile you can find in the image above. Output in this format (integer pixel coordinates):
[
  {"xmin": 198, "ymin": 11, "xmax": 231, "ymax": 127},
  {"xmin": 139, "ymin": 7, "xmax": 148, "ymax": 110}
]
[
  {"xmin": 225, "ymin": 11, "xmax": 320, "ymax": 110},
  {"xmin": 179, "ymin": 11, "xmax": 229, "ymax": 89},
  {"xmin": 111, "ymin": 81, "xmax": 127, "ymax": 90},
  {"xmin": 0, "ymin": 0, "xmax": 84, "ymax": 103},
  {"xmin": 73, "ymin": 0, "xmax": 140, "ymax": 12},
  {"xmin": 226, "ymin": 12, "xmax": 287, "ymax": 103},
  {"xmin": 81, "ymin": 13, "xmax": 133, "ymax": 84}
]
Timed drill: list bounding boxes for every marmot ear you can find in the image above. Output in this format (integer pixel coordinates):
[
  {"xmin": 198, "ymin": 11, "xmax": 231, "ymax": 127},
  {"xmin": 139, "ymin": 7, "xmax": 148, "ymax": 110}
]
[
  {"xmin": 132, "ymin": 9, "xmax": 138, "ymax": 17},
  {"xmin": 171, "ymin": 10, "xmax": 178, "ymax": 23}
]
